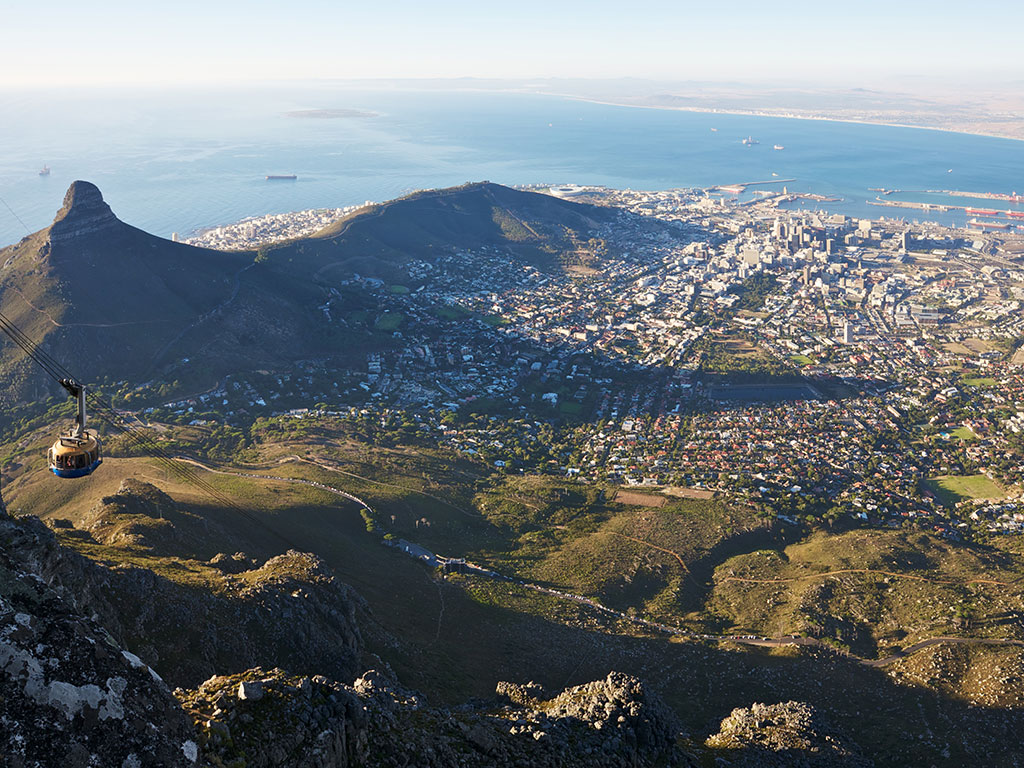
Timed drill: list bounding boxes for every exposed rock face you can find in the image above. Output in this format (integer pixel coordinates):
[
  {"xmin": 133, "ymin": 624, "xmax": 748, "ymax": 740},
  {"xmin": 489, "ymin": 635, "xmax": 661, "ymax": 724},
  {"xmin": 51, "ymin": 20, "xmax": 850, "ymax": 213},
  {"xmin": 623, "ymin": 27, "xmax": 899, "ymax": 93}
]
[
  {"xmin": 0, "ymin": 505, "xmax": 198, "ymax": 767},
  {"xmin": 2, "ymin": 509, "xmax": 364, "ymax": 689},
  {"xmin": 184, "ymin": 667, "xmax": 690, "ymax": 768},
  {"xmin": 182, "ymin": 668, "xmax": 367, "ymax": 768},
  {"xmin": 48, "ymin": 180, "xmax": 119, "ymax": 243},
  {"xmin": 705, "ymin": 701, "xmax": 872, "ymax": 767},
  {"xmin": 540, "ymin": 671, "xmax": 681, "ymax": 756}
]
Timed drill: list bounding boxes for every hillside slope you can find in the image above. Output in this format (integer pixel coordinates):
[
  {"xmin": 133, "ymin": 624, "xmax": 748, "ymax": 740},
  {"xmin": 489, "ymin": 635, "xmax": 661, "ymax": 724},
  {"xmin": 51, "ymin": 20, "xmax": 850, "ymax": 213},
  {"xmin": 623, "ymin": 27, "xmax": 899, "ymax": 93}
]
[
  {"xmin": 2, "ymin": 492, "xmax": 871, "ymax": 768},
  {"xmin": 0, "ymin": 181, "xmax": 249, "ymax": 399},
  {"xmin": 0, "ymin": 181, "xmax": 618, "ymax": 403},
  {"xmin": 283, "ymin": 181, "xmax": 619, "ymax": 280}
]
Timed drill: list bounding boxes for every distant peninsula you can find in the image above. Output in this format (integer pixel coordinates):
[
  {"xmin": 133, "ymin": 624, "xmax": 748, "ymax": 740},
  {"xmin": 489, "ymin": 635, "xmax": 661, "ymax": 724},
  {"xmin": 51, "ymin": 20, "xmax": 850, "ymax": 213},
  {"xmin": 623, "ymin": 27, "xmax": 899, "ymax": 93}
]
[
  {"xmin": 284, "ymin": 108, "xmax": 377, "ymax": 119},
  {"xmin": 535, "ymin": 82, "xmax": 1024, "ymax": 143},
  {"xmin": 334, "ymin": 77, "xmax": 1024, "ymax": 142}
]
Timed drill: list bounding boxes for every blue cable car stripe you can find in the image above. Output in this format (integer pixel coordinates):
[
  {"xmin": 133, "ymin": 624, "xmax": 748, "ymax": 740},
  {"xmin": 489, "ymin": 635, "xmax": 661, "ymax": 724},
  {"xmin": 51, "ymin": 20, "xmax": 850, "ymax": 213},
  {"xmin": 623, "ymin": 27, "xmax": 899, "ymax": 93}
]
[{"xmin": 50, "ymin": 457, "xmax": 102, "ymax": 479}]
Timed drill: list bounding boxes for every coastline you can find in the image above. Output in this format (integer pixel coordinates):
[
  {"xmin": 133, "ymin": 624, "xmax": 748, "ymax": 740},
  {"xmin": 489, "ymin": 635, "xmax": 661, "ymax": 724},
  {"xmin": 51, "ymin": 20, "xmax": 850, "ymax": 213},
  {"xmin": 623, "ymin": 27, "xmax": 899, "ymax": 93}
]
[{"xmin": 539, "ymin": 91, "xmax": 1024, "ymax": 145}]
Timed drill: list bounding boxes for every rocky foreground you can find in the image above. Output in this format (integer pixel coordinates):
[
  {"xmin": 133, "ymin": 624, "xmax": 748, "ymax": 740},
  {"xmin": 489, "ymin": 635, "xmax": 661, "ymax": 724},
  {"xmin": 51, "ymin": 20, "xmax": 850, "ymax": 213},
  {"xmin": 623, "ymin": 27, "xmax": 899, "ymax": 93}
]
[{"xmin": 0, "ymin": 495, "xmax": 868, "ymax": 766}]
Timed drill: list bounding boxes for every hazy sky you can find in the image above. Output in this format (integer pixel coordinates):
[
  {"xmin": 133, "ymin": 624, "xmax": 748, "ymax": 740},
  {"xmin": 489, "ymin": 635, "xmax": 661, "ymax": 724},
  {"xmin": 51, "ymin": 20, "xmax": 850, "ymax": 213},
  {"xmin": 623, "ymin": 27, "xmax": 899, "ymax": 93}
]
[{"xmin": 4, "ymin": 0, "xmax": 1022, "ymax": 87}]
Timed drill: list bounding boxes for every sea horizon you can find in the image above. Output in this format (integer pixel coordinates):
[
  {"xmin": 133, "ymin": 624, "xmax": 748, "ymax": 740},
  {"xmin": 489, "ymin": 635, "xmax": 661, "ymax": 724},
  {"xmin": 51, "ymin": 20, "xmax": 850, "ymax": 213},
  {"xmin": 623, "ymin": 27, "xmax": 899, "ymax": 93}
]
[{"xmin": 1, "ymin": 86, "xmax": 1022, "ymax": 248}]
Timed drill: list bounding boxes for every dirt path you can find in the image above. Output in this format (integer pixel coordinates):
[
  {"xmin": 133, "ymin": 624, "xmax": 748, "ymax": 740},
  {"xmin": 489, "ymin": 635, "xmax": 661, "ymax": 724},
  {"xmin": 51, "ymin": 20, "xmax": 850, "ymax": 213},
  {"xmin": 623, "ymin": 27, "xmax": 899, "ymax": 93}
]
[
  {"xmin": 609, "ymin": 532, "xmax": 692, "ymax": 575},
  {"xmin": 9, "ymin": 285, "xmax": 172, "ymax": 328},
  {"xmin": 861, "ymin": 636, "xmax": 1024, "ymax": 668},
  {"xmin": 148, "ymin": 262, "xmax": 255, "ymax": 372}
]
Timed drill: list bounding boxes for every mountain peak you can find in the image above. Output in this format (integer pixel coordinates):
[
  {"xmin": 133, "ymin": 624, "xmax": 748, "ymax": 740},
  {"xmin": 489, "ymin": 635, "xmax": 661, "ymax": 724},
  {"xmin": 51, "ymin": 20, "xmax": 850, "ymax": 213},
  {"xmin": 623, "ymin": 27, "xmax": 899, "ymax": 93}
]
[{"xmin": 49, "ymin": 180, "xmax": 119, "ymax": 242}]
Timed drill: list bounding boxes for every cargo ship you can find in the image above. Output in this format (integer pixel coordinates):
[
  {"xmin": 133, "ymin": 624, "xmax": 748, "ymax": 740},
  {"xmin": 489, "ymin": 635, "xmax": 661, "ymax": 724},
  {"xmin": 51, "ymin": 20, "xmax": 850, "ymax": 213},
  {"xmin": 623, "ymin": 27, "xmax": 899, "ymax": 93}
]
[
  {"xmin": 965, "ymin": 207, "xmax": 998, "ymax": 216},
  {"xmin": 968, "ymin": 218, "xmax": 1010, "ymax": 230},
  {"xmin": 38, "ymin": 165, "xmax": 50, "ymax": 176},
  {"xmin": 742, "ymin": 136, "xmax": 759, "ymax": 145},
  {"xmin": 1008, "ymin": 211, "xmax": 1024, "ymax": 219},
  {"xmin": 265, "ymin": 174, "xmax": 297, "ymax": 181}
]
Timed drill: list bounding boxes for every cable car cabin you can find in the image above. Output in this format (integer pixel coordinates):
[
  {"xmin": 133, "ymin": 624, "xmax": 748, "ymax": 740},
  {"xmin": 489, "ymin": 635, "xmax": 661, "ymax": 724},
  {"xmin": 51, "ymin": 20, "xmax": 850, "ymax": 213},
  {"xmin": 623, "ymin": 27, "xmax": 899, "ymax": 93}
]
[
  {"xmin": 46, "ymin": 377, "xmax": 102, "ymax": 478},
  {"xmin": 48, "ymin": 432, "xmax": 102, "ymax": 478}
]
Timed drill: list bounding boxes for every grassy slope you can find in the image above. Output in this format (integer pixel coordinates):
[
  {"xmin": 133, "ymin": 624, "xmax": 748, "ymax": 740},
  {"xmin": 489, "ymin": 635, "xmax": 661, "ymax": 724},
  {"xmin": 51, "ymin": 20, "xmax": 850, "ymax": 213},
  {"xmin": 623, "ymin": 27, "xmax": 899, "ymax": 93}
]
[
  {"xmin": 707, "ymin": 529, "xmax": 1024, "ymax": 657},
  {"xmin": 6, "ymin": 428, "xmax": 1024, "ymax": 765},
  {"xmin": 0, "ymin": 218, "xmax": 249, "ymax": 400},
  {"xmin": 473, "ymin": 475, "xmax": 780, "ymax": 623}
]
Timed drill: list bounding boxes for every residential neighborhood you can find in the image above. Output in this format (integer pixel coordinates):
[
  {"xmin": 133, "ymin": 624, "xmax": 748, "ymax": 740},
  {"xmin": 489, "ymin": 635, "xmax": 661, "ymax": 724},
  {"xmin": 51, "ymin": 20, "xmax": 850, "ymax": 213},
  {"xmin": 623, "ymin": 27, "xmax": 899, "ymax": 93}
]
[{"xmin": 137, "ymin": 183, "xmax": 1024, "ymax": 537}]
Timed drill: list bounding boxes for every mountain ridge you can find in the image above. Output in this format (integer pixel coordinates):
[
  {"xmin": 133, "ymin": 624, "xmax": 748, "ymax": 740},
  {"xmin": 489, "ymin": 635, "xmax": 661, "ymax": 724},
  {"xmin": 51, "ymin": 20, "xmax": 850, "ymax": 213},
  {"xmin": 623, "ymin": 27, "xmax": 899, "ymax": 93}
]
[{"xmin": 0, "ymin": 180, "xmax": 619, "ymax": 403}]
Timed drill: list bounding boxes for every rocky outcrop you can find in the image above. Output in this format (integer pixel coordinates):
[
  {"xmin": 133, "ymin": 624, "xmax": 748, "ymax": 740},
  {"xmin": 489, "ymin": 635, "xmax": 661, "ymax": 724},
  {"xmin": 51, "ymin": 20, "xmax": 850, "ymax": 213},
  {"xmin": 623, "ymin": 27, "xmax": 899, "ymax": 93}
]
[
  {"xmin": 1, "ymin": 509, "xmax": 364, "ymax": 689},
  {"xmin": 81, "ymin": 479, "xmax": 214, "ymax": 554},
  {"xmin": 0, "ymin": 505, "xmax": 198, "ymax": 767},
  {"xmin": 208, "ymin": 551, "xmax": 257, "ymax": 574},
  {"xmin": 705, "ymin": 701, "xmax": 872, "ymax": 767},
  {"xmin": 48, "ymin": 180, "xmax": 120, "ymax": 243},
  {"xmin": 181, "ymin": 668, "xmax": 368, "ymax": 768},
  {"xmin": 184, "ymin": 667, "xmax": 689, "ymax": 768}
]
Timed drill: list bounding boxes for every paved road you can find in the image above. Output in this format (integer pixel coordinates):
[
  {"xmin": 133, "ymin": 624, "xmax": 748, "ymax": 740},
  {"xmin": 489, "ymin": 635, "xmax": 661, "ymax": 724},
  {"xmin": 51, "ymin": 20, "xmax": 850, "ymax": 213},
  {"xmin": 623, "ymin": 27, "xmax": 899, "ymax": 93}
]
[{"xmin": 862, "ymin": 636, "xmax": 1024, "ymax": 668}]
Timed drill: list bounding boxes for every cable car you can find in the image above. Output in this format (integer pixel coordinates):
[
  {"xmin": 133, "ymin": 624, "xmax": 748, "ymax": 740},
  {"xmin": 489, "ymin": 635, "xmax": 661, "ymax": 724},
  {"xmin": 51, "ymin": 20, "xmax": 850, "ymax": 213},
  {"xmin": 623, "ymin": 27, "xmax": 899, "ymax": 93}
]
[{"xmin": 47, "ymin": 378, "xmax": 102, "ymax": 478}]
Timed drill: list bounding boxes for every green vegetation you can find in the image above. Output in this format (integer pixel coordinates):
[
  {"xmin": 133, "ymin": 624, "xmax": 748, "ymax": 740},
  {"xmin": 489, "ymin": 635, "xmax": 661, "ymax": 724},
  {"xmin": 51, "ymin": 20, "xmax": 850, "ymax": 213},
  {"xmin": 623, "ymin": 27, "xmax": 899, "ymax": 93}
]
[
  {"xmin": 925, "ymin": 474, "xmax": 1005, "ymax": 505},
  {"xmin": 707, "ymin": 527, "xmax": 1024, "ymax": 655},
  {"xmin": 374, "ymin": 312, "xmax": 405, "ymax": 331},
  {"xmin": 949, "ymin": 426, "xmax": 977, "ymax": 441},
  {"xmin": 472, "ymin": 476, "xmax": 773, "ymax": 623},
  {"xmin": 434, "ymin": 305, "xmax": 470, "ymax": 321},
  {"xmin": 490, "ymin": 206, "xmax": 535, "ymax": 242},
  {"xmin": 730, "ymin": 273, "xmax": 779, "ymax": 312},
  {"xmin": 790, "ymin": 354, "xmax": 814, "ymax": 366},
  {"xmin": 962, "ymin": 376, "xmax": 998, "ymax": 388},
  {"xmin": 692, "ymin": 333, "xmax": 797, "ymax": 380}
]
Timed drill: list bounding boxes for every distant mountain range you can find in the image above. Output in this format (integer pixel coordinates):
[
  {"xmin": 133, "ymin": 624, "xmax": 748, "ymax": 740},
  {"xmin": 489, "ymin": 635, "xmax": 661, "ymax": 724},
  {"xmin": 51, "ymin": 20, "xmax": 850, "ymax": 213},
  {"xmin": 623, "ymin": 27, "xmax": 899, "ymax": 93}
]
[{"xmin": 0, "ymin": 180, "xmax": 615, "ymax": 402}]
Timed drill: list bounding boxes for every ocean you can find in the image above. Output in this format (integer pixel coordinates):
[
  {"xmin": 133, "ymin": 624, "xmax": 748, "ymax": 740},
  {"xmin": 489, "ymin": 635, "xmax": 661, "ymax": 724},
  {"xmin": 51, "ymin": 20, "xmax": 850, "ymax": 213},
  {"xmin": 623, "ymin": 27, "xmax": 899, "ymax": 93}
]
[{"xmin": 1, "ymin": 84, "xmax": 1022, "ymax": 248}]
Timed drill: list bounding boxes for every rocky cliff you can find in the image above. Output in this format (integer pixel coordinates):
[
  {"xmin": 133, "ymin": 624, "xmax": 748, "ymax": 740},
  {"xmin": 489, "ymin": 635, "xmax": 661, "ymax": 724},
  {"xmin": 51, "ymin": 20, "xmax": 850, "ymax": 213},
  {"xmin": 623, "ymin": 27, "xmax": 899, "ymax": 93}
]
[
  {"xmin": 47, "ymin": 181, "xmax": 121, "ymax": 244},
  {"xmin": 0, "ymin": 499, "xmax": 199, "ymax": 767},
  {"xmin": 705, "ymin": 701, "xmax": 872, "ymax": 767},
  {"xmin": 2, "ymin": 489, "xmax": 364, "ymax": 689},
  {"xmin": 182, "ymin": 666, "xmax": 689, "ymax": 768}
]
